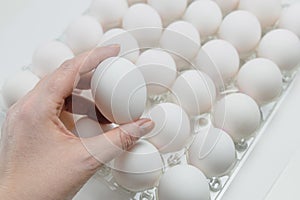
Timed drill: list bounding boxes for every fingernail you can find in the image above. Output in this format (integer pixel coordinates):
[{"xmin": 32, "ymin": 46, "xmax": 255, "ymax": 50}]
[{"xmin": 139, "ymin": 120, "xmax": 155, "ymax": 136}]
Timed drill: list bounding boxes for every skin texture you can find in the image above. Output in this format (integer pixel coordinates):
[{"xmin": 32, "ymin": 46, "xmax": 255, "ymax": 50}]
[{"xmin": 0, "ymin": 45, "xmax": 154, "ymax": 200}]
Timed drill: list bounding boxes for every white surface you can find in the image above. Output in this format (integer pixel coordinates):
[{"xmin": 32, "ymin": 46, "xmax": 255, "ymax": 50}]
[
  {"xmin": 1, "ymin": 0, "xmax": 300, "ymax": 200},
  {"xmin": 0, "ymin": 0, "xmax": 90, "ymax": 87}
]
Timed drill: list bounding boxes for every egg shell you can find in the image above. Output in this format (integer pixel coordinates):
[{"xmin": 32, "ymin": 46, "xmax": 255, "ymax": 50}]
[
  {"xmin": 31, "ymin": 40, "xmax": 74, "ymax": 78},
  {"xmin": 214, "ymin": 0, "xmax": 240, "ymax": 15},
  {"xmin": 65, "ymin": 15, "xmax": 103, "ymax": 55},
  {"xmin": 136, "ymin": 49, "xmax": 177, "ymax": 95},
  {"xmin": 194, "ymin": 39, "xmax": 240, "ymax": 88},
  {"xmin": 172, "ymin": 70, "xmax": 216, "ymax": 116},
  {"xmin": 212, "ymin": 93, "xmax": 261, "ymax": 142},
  {"xmin": 122, "ymin": 3, "xmax": 163, "ymax": 48},
  {"xmin": 148, "ymin": 0, "xmax": 187, "ymax": 26},
  {"xmin": 160, "ymin": 21, "xmax": 201, "ymax": 62},
  {"xmin": 238, "ymin": 0, "xmax": 282, "ymax": 29},
  {"xmin": 73, "ymin": 176, "xmax": 131, "ymax": 200},
  {"xmin": 158, "ymin": 165, "xmax": 210, "ymax": 200},
  {"xmin": 99, "ymin": 28, "xmax": 140, "ymax": 62},
  {"xmin": 237, "ymin": 58, "xmax": 282, "ymax": 105},
  {"xmin": 72, "ymin": 117, "xmax": 104, "ymax": 138},
  {"xmin": 113, "ymin": 140, "xmax": 163, "ymax": 192},
  {"xmin": 183, "ymin": 0, "xmax": 222, "ymax": 39},
  {"xmin": 128, "ymin": 0, "xmax": 146, "ymax": 5},
  {"xmin": 279, "ymin": 3, "xmax": 300, "ymax": 38},
  {"xmin": 2, "ymin": 70, "xmax": 40, "ymax": 108},
  {"xmin": 89, "ymin": 0, "xmax": 128, "ymax": 30},
  {"xmin": 145, "ymin": 103, "xmax": 191, "ymax": 153},
  {"xmin": 91, "ymin": 57, "xmax": 147, "ymax": 124},
  {"xmin": 257, "ymin": 29, "xmax": 300, "ymax": 71},
  {"xmin": 218, "ymin": 10, "xmax": 262, "ymax": 58},
  {"xmin": 188, "ymin": 127, "xmax": 236, "ymax": 178}
]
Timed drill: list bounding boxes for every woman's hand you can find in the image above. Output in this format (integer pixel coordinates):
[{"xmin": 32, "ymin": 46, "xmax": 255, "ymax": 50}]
[{"xmin": 0, "ymin": 45, "xmax": 154, "ymax": 200}]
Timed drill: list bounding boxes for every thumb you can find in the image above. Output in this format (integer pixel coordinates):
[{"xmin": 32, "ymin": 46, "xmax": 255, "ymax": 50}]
[{"xmin": 80, "ymin": 118, "xmax": 155, "ymax": 166}]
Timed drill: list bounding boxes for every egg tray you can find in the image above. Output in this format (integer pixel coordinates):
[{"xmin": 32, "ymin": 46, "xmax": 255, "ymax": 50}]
[
  {"xmin": 0, "ymin": 68, "xmax": 297, "ymax": 200},
  {"xmin": 0, "ymin": 0, "xmax": 298, "ymax": 200},
  {"xmin": 74, "ymin": 65, "xmax": 295, "ymax": 200}
]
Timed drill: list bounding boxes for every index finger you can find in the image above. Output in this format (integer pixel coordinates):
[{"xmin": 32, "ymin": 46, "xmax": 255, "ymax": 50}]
[{"xmin": 37, "ymin": 45, "xmax": 120, "ymax": 102}]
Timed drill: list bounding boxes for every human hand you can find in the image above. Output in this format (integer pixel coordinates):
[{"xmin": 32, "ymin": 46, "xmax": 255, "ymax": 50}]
[{"xmin": 0, "ymin": 45, "xmax": 154, "ymax": 200}]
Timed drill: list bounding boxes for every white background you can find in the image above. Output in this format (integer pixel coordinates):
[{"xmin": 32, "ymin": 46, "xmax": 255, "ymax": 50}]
[{"xmin": 1, "ymin": 0, "xmax": 300, "ymax": 199}]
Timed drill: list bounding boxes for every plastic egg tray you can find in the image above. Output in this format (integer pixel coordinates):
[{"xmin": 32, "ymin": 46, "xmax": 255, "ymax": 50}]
[{"xmin": 0, "ymin": 0, "xmax": 299, "ymax": 200}]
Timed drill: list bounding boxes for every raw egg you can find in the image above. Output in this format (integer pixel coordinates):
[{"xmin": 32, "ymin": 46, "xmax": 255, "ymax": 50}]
[
  {"xmin": 212, "ymin": 93, "xmax": 261, "ymax": 142},
  {"xmin": 136, "ymin": 49, "xmax": 177, "ymax": 95},
  {"xmin": 183, "ymin": 0, "xmax": 222, "ymax": 40},
  {"xmin": 188, "ymin": 127, "xmax": 236, "ymax": 178},
  {"xmin": 148, "ymin": 0, "xmax": 187, "ymax": 26},
  {"xmin": 158, "ymin": 165, "xmax": 210, "ymax": 200},
  {"xmin": 89, "ymin": 0, "xmax": 128, "ymax": 30},
  {"xmin": 65, "ymin": 15, "xmax": 103, "ymax": 55},
  {"xmin": 31, "ymin": 40, "xmax": 74, "ymax": 78},
  {"xmin": 112, "ymin": 140, "xmax": 163, "ymax": 192},
  {"xmin": 218, "ymin": 10, "xmax": 262, "ymax": 58},
  {"xmin": 99, "ymin": 28, "xmax": 140, "ymax": 62},
  {"xmin": 122, "ymin": 3, "xmax": 163, "ymax": 48},
  {"xmin": 91, "ymin": 57, "xmax": 147, "ymax": 124},
  {"xmin": 237, "ymin": 58, "xmax": 283, "ymax": 105},
  {"xmin": 194, "ymin": 39, "xmax": 240, "ymax": 88},
  {"xmin": 257, "ymin": 29, "xmax": 300, "ymax": 72},
  {"xmin": 172, "ymin": 70, "xmax": 216, "ymax": 116},
  {"xmin": 145, "ymin": 103, "xmax": 191, "ymax": 153},
  {"xmin": 2, "ymin": 70, "xmax": 40, "ymax": 108}
]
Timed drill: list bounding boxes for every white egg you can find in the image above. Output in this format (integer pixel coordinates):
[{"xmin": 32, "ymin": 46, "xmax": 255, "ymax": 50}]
[
  {"xmin": 279, "ymin": 3, "xmax": 300, "ymax": 38},
  {"xmin": 72, "ymin": 117, "xmax": 104, "ymax": 138},
  {"xmin": 238, "ymin": 0, "xmax": 282, "ymax": 29},
  {"xmin": 91, "ymin": 57, "xmax": 147, "ymax": 124},
  {"xmin": 158, "ymin": 165, "xmax": 210, "ymax": 200},
  {"xmin": 212, "ymin": 93, "xmax": 261, "ymax": 142},
  {"xmin": 31, "ymin": 40, "xmax": 74, "ymax": 78},
  {"xmin": 2, "ymin": 70, "xmax": 40, "ymax": 108},
  {"xmin": 73, "ymin": 176, "xmax": 131, "ymax": 200},
  {"xmin": 148, "ymin": 0, "xmax": 187, "ymax": 26},
  {"xmin": 128, "ymin": 0, "xmax": 146, "ymax": 5},
  {"xmin": 89, "ymin": 0, "xmax": 128, "ymax": 30},
  {"xmin": 122, "ymin": 4, "xmax": 163, "ymax": 48},
  {"xmin": 188, "ymin": 127, "xmax": 236, "ymax": 178},
  {"xmin": 99, "ymin": 28, "xmax": 140, "ymax": 62},
  {"xmin": 213, "ymin": 0, "xmax": 240, "ymax": 15},
  {"xmin": 194, "ymin": 39, "xmax": 240, "ymax": 88},
  {"xmin": 237, "ymin": 58, "xmax": 282, "ymax": 105},
  {"xmin": 136, "ymin": 49, "xmax": 177, "ymax": 95},
  {"xmin": 172, "ymin": 70, "xmax": 216, "ymax": 116},
  {"xmin": 160, "ymin": 21, "xmax": 201, "ymax": 63},
  {"xmin": 113, "ymin": 140, "xmax": 163, "ymax": 192},
  {"xmin": 145, "ymin": 103, "xmax": 191, "ymax": 153},
  {"xmin": 218, "ymin": 11, "xmax": 262, "ymax": 58},
  {"xmin": 257, "ymin": 29, "xmax": 300, "ymax": 72},
  {"xmin": 65, "ymin": 15, "xmax": 103, "ymax": 55},
  {"xmin": 183, "ymin": 0, "xmax": 222, "ymax": 40}
]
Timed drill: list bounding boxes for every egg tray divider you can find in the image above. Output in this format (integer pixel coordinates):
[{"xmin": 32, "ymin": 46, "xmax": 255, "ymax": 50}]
[{"xmin": 0, "ymin": 0, "xmax": 298, "ymax": 200}]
